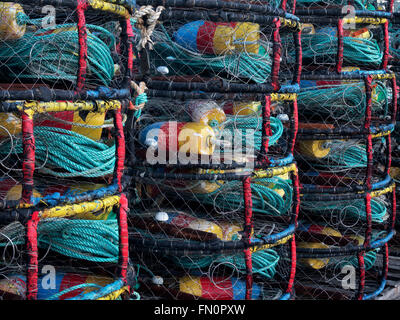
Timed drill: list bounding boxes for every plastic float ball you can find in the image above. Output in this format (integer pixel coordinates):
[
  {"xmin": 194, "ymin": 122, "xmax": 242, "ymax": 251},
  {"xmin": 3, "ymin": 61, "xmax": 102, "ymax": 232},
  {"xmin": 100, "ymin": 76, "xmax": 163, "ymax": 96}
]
[
  {"xmin": 139, "ymin": 121, "xmax": 217, "ymax": 156},
  {"xmin": 297, "ymin": 140, "xmax": 331, "ymax": 159},
  {"xmin": 256, "ymin": 172, "xmax": 290, "ymax": 198},
  {"xmin": 222, "ymin": 101, "xmax": 261, "ymax": 116},
  {"xmin": 297, "ymin": 226, "xmax": 343, "ymax": 269},
  {"xmin": 174, "ymin": 21, "xmax": 260, "ymax": 55},
  {"xmin": 301, "ymin": 24, "xmax": 315, "ymax": 35},
  {"xmin": 297, "ymin": 242, "xmax": 331, "ymax": 269},
  {"xmin": 0, "ymin": 179, "xmax": 41, "ymax": 202},
  {"xmin": 0, "ymin": 2, "xmax": 26, "ymax": 40},
  {"xmin": 179, "ymin": 275, "xmax": 261, "ymax": 300},
  {"xmin": 315, "ymin": 26, "xmax": 371, "ymax": 40},
  {"xmin": 185, "ymin": 100, "xmax": 226, "ymax": 126},
  {"xmin": 0, "ymin": 273, "xmax": 114, "ymax": 299},
  {"xmin": 389, "ymin": 166, "xmax": 400, "ymax": 181},
  {"xmin": 0, "ymin": 110, "xmax": 107, "ymax": 141},
  {"xmin": 0, "ymin": 113, "xmax": 21, "ymax": 137},
  {"xmin": 155, "ymin": 211, "xmax": 224, "ymax": 240},
  {"xmin": 37, "ymin": 110, "xmax": 107, "ymax": 141},
  {"xmin": 153, "ymin": 211, "xmax": 242, "ymax": 241}
]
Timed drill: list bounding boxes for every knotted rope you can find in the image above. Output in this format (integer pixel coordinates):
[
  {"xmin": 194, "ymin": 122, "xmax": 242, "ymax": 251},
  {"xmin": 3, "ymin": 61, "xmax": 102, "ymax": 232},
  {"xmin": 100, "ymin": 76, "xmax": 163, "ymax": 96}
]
[{"xmin": 133, "ymin": 5, "xmax": 164, "ymax": 50}]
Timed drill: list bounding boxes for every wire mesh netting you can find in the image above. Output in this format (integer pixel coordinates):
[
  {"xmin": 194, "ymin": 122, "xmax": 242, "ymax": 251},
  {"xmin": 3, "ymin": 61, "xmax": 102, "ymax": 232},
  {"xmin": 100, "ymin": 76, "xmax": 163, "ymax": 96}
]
[
  {"xmin": 0, "ymin": 0, "xmax": 399, "ymax": 301},
  {"xmin": 0, "ymin": 0, "xmax": 135, "ymax": 300}
]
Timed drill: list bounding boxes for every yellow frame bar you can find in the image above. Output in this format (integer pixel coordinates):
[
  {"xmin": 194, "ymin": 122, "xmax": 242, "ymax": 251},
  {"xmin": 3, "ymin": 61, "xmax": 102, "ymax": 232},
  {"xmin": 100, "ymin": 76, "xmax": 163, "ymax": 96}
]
[{"xmin": 40, "ymin": 195, "xmax": 121, "ymax": 219}]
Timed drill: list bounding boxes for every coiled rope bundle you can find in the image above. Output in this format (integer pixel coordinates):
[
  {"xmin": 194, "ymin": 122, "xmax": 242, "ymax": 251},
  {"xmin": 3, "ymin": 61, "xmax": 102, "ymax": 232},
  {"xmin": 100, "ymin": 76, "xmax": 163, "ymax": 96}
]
[
  {"xmin": 298, "ymin": 81, "xmax": 388, "ymax": 121},
  {"xmin": 171, "ymin": 248, "xmax": 280, "ymax": 279},
  {"xmin": 299, "ymin": 34, "xmax": 383, "ymax": 68},
  {"xmin": 0, "ymin": 218, "xmax": 119, "ymax": 263},
  {"xmin": 150, "ymin": 27, "xmax": 272, "ymax": 83},
  {"xmin": 0, "ymin": 126, "xmax": 115, "ymax": 178},
  {"xmin": 0, "ymin": 23, "xmax": 115, "ymax": 85}
]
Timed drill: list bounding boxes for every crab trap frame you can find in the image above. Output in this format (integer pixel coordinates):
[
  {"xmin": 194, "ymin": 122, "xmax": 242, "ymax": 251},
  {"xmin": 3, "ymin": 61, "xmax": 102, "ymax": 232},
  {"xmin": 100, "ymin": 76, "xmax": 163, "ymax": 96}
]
[
  {"xmin": 0, "ymin": 0, "xmax": 137, "ymax": 300},
  {"xmin": 132, "ymin": 0, "xmax": 302, "ymax": 98}
]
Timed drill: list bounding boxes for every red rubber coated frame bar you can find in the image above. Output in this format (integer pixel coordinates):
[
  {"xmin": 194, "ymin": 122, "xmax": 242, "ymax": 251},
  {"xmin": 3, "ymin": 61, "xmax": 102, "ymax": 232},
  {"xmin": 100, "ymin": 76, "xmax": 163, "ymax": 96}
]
[
  {"xmin": 243, "ymin": 177, "xmax": 253, "ymax": 300},
  {"xmin": 271, "ymin": 18, "xmax": 281, "ymax": 91},
  {"xmin": 286, "ymin": 235, "xmax": 296, "ymax": 295},
  {"xmin": 292, "ymin": 169, "xmax": 300, "ymax": 228},
  {"xmin": 118, "ymin": 193, "xmax": 129, "ymax": 283},
  {"xmin": 364, "ymin": 76, "xmax": 373, "ymax": 190},
  {"xmin": 391, "ymin": 77, "xmax": 398, "ymax": 125},
  {"xmin": 290, "ymin": 98, "xmax": 299, "ymax": 155},
  {"xmin": 391, "ymin": 187, "xmax": 396, "ymax": 230},
  {"xmin": 364, "ymin": 193, "xmax": 372, "ymax": 248},
  {"xmin": 21, "ymin": 111, "xmax": 35, "ymax": 205},
  {"xmin": 383, "ymin": 243, "xmax": 389, "ymax": 283},
  {"xmin": 389, "ymin": 0, "xmax": 394, "ymax": 12},
  {"xmin": 76, "ymin": 0, "xmax": 89, "ymax": 91},
  {"xmin": 26, "ymin": 211, "xmax": 39, "ymax": 300},
  {"xmin": 281, "ymin": 0, "xmax": 287, "ymax": 11},
  {"xmin": 126, "ymin": 18, "xmax": 134, "ymax": 77},
  {"xmin": 258, "ymin": 95, "xmax": 272, "ymax": 163},
  {"xmin": 336, "ymin": 19, "xmax": 344, "ymax": 73},
  {"xmin": 114, "ymin": 107, "xmax": 126, "ymax": 192},
  {"xmin": 294, "ymin": 31, "xmax": 302, "ymax": 85},
  {"xmin": 386, "ymin": 133, "xmax": 391, "ymax": 176},
  {"xmin": 381, "ymin": 21, "xmax": 389, "ymax": 70},
  {"xmin": 357, "ymin": 253, "xmax": 366, "ymax": 300}
]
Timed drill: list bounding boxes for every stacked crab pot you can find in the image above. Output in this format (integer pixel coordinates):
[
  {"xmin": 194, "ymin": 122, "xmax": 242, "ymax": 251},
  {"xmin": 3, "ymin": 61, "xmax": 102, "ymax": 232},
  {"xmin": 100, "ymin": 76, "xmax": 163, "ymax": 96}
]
[
  {"xmin": 293, "ymin": 0, "xmax": 397, "ymax": 300},
  {"xmin": 127, "ymin": 0, "xmax": 302, "ymax": 300},
  {"xmin": 0, "ymin": 0, "xmax": 137, "ymax": 300}
]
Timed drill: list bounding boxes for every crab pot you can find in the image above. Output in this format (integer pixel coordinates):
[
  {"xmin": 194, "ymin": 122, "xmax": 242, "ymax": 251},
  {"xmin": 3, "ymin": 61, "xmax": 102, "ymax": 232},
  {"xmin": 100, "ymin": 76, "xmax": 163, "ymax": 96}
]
[
  {"xmin": 290, "ymin": 14, "xmax": 390, "ymax": 73},
  {"xmin": 127, "ymin": 92, "xmax": 299, "ymax": 168},
  {"xmin": 295, "ymin": 131, "xmax": 392, "ymax": 192},
  {"xmin": 133, "ymin": 3, "xmax": 301, "ymax": 95},
  {"xmin": 0, "ymin": 193, "xmax": 131, "ymax": 300},
  {"xmin": 129, "ymin": 228, "xmax": 296, "ymax": 300},
  {"xmin": 295, "ymin": 0, "xmax": 393, "ymax": 12},
  {"xmin": 297, "ymin": 73, "xmax": 396, "ymax": 133},
  {"xmin": 295, "ymin": 238, "xmax": 390, "ymax": 300}
]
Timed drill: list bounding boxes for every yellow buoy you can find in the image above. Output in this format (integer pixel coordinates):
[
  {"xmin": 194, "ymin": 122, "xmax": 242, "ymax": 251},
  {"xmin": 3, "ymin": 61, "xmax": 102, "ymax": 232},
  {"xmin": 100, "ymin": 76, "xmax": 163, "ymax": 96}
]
[
  {"xmin": 297, "ymin": 140, "xmax": 331, "ymax": 159},
  {"xmin": 297, "ymin": 242, "xmax": 330, "ymax": 269},
  {"xmin": 0, "ymin": 2, "xmax": 26, "ymax": 40}
]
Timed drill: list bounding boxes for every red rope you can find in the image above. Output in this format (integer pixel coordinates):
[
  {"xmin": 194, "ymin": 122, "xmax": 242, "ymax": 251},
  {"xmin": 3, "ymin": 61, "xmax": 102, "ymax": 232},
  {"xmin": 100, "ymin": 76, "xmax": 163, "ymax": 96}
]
[
  {"xmin": 259, "ymin": 95, "xmax": 272, "ymax": 163},
  {"xmin": 391, "ymin": 77, "xmax": 398, "ymax": 125},
  {"xmin": 336, "ymin": 19, "xmax": 344, "ymax": 73},
  {"xmin": 392, "ymin": 187, "xmax": 397, "ymax": 230},
  {"xmin": 357, "ymin": 252, "xmax": 365, "ymax": 300},
  {"xmin": 243, "ymin": 177, "xmax": 253, "ymax": 300},
  {"xmin": 118, "ymin": 194, "xmax": 129, "ymax": 283},
  {"xmin": 286, "ymin": 235, "xmax": 296, "ymax": 295},
  {"xmin": 290, "ymin": 98, "xmax": 299, "ymax": 154},
  {"xmin": 21, "ymin": 112, "xmax": 35, "ymax": 205},
  {"xmin": 381, "ymin": 21, "xmax": 389, "ymax": 70},
  {"xmin": 114, "ymin": 108, "xmax": 126, "ymax": 192},
  {"xmin": 26, "ymin": 211, "xmax": 39, "ymax": 300},
  {"xmin": 76, "ymin": 0, "xmax": 89, "ymax": 91},
  {"xmin": 271, "ymin": 18, "xmax": 281, "ymax": 91}
]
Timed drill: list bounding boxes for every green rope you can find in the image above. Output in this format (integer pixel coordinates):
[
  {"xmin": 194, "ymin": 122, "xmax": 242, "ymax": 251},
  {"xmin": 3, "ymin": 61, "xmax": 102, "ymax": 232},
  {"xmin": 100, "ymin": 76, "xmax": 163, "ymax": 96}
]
[
  {"xmin": 171, "ymin": 248, "xmax": 280, "ymax": 279},
  {"xmin": 296, "ymin": 0, "xmax": 375, "ymax": 9},
  {"xmin": 0, "ymin": 126, "xmax": 115, "ymax": 178},
  {"xmin": 218, "ymin": 115, "xmax": 283, "ymax": 153},
  {"xmin": 45, "ymin": 283, "xmax": 103, "ymax": 300},
  {"xmin": 151, "ymin": 27, "xmax": 272, "ymax": 83},
  {"xmin": 182, "ymin": 176, "xmax": 293, "ymax": 216},
  {"xmin": 0, "ymin": 219, "xmax": 119, "ymax": 263},
  {"xmin": 301, "ymin": 197, "xmax": 387, "ymax": 223},
  {"xmin": 0, "ymin": 23, "xmax": 115, "ymax": 85},
  {"xmin": 298, "ymin": 81, "xmax": 388, "ymax": 121},
  {"xmin": 313, "ymin": 140, "xmax": 368, "ymax": 170},
  {"xmin": 295, "ymin": 33, "xmax": 383, "ymax": 69}
]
